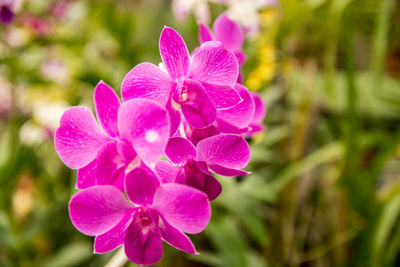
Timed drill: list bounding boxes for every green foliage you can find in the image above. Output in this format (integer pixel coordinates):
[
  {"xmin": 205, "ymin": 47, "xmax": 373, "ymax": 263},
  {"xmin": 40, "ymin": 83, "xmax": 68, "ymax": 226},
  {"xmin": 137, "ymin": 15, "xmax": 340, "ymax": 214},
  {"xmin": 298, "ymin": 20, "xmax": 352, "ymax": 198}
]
[{"xmin": 1, "ymin": 0, "xmax": 400, "ymax": 266}]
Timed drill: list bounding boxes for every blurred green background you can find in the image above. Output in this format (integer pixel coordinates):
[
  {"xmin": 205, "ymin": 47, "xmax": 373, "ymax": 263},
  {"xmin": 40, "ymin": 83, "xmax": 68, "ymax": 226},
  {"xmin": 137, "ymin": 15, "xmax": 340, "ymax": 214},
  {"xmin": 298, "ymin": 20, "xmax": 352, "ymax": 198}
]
[{"xmin": 1, "ymin": 0, "xmax": 400, "ymax": 266}]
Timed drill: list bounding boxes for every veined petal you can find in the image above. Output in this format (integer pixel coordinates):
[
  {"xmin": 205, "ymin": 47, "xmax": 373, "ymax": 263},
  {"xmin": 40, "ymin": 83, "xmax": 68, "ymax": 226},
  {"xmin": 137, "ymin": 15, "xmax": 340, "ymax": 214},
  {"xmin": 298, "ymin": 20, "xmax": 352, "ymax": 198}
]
[
  {"xmin": 116, "ymin": 139, "xmax": 136, "ymax": 165},
  {"xmin": 202, "ymin": 82, "xmax": 241, "ymax": 109},
  {"xmin": 155, "ymin": 160, "xmax": 181, "ymax": 184},
  {"xmin": 217, "ymin": 84, "xmax": 255, "ymax": 128},
  {"xmin": 214, "ymin": 13, "xmax": 244, "ymax": 51},
  {"xmin": 55, "ymin": 107, "xmax": 110, "ymax": 169},
  {"xmin": 159, "ymin": 27, "xmax": 190, "ymax": 80},
  {"xmin": 93, "ymin": 81, "xmax": 120, "ymax": 138},
  {"xmin": 76, "ymin": 160, "xmax": 97, "ymax": 189},
  {"xmin": 125, "ymin": 167, "xmax": 160, "ymax": 206},
  {"xmin": 197, "ymin": 134, "xmax": 250, "ymax": 169},
  {"xmin": 94, "ymin": 211, "xmax": 134, "ymax": 254},
  {"xmin": 68, "ymin": 185, "xmax": 131, "ymax": 236},
  {"xmin": 179, "ymin": 79, "xmax": 216, "ymax": 128},
  {"xmin": 166, "ymin": 99, "xmax": 181, "ymax": 137},
  {"xmin": 121, "ymin": 62, "xmax": 175, "ymax": 107},
  {"xmin": 165, "ymin": 137, "xmax": 196, "ymax": 165},
  {"xmin": 183, "ymin": 161, "xmax": 222, "ymax": 201},
  {"xmin": 96, "ymin": 141, "xmax": 125, "ymax": 192},
  {"xmin": 189, "ymin": 41, "xmax": 239, "ymax": 87},
  {"xmin": 186, "ymin": 125, "xmax": 219, "ymax": 146},
  {"xmin": 124, "ymin": 210, "xmax": 163, "ymax": 266},
  {"xmin": 198, "ymin": 22, "xmax": 213, "ymax": 43},
  {"xmin": 208, "ymin": 163, "xmax": 249, "ymax": 177},
  {"xmin": 159, "ymin": 218, "xmax": 197, "ymax": 254},
  {"xmin": 118, "ymin": 99, "xmax": 170, "ymax": 165},
  {"xmin": 153, "ymin": 183, "xmax": 210, "ymax": 234}
]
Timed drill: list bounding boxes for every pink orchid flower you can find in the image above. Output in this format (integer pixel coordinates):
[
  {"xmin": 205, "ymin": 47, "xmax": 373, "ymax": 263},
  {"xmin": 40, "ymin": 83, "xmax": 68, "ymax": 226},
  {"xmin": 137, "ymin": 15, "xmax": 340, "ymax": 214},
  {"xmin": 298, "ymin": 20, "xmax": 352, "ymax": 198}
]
[
  {"xmin": 156, "ymin": 134, "xmax": 250, "ymax": 200},
  {"xmin": 185, "ymin": 85, "xmax": 266, "ymax": 143},
  {"xmin": 55, "ymin": 81, "xmax": 170, "ymax": 191},
  {"xmin": 198, "ymin": 13, "xmax": 245, "ymax": 66},
  {"xmin": 121, "ymin": 26, "xmax": 241, "ymax": 132},
  {"xmin": 69, "ymin": 166, "xmax": 210, "ymax": 265}
]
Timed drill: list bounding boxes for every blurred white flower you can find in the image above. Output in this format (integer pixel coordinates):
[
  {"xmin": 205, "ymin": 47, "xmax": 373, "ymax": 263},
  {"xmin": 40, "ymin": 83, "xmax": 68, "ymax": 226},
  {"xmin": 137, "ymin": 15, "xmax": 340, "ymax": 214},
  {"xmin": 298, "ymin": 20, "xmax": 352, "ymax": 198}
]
[
  {"xmin": 33, "ymin": 100, "xmax": 69, "ymax": 131},
  {"xmin": 19, "ymin": 121, "xmax": 48, "ymax": 146},
  {"xmin": 40, "ymin": 59, "xmax": 69, "ymax": 84},
  {"xmin": 226, "ymin": 0, "xmax": 277, "ymax": 37}
]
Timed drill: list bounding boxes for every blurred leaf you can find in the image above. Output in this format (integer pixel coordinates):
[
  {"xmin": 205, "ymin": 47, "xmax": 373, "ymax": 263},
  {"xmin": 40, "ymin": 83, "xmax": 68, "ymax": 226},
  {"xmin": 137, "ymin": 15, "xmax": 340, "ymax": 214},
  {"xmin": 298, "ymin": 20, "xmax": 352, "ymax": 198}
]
[{"xmin": 41, "ymin": 241, "xmax": 92, "ymax": 267}]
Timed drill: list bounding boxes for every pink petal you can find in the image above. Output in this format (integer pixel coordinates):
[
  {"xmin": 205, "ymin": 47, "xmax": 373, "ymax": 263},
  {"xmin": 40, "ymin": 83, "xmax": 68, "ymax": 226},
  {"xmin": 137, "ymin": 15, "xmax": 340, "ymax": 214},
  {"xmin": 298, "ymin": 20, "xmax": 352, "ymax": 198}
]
[
  {"xmin": 96, "ymin": 141, "xmax": 125, "ymax": 192},
  {"xmin": 124, "ymin": 210, "xmax": 163, "ymax": 265},
  {"xmin": 165, "ymin": 137, "xmax": 196, "ymax": 165},
  {"xmin": 186, "ymin": 125, "xmax": 219, "ymax": 146},
  {"xmin": 234, "ymin": 51, "xmax": 246, "ymax": 65},
  {"xmin": 94, "ymin": 212, "xmax": 133, "ymax": 254},
  {"xmin": 198, "ymin": 22, "xmax": 213, "ymax": 43},
  {"xmin": 166, "ymin": 99, "xmax": 181, "ymax": 136},
  {"xmin": 208, "ymin": 163, "xmax": 249, "ymax": 177},
  {"xmin": 251, "ymin": 92, "xmax": 267, "ymax": 124},
  {"xmin": 118, "ymin": 99, "xmax": 170, "ymax": 165},
  {"xmin": 217, "ymin": 84, "xmax": 255, "ymax": 128},
  {"xmin": 68, "ymin": 185, "xmax": 131, "ymax": 236},
  {"xmin": 76, "ymin": 160, "xmax": 97, "ymax": 189},
  {"xmin": 178, "ymin": 79, "xmax": 216, "ymax": 128},
  {"xmin": 159, "ymin": 218, "xmax": 197, "ymax": 254},
  {"xmin": 202, "ymin": 82, "xmax": 241, "ymax": 109},
  {"xmin": 214, "ymin": 13, "xmax": 244, "ymax": 51},
  {"xmin": 197, "ymin": 134, "xmax": 251, "ymax": 169},
  {"xmin": 182, "ymin": 161, "xmax": 222, "ymax": 201},
  {"xmin": 159, "ymin": 27, "xmax": 190, "ymax": 80},
  {"xmin": 116, "ymin": 139, "xmax": 137, "ymax": 165},
  {"xmin": 155, "ymin": 160, "xmax": 181, "ymax": 184},
  {"xmin": 189, "ymin": 41, "xmax": 239, "ymax": 87},
  {"xmin": 93, "ymin": 81, "xmax": 120, "ymax": 138},
  {"xmin": 121, "ymin": 62, "xmax": 175, "ymax": 107},
  {"xmin": 55, "ymin": 107, "xmax": 110, "ymax": 169},
  {"xmin": 125, "ymin": 166, "xmax": 160, "ymax": 206},
  {"xmin": 153, "ymin": 183, "xmax": 211, "ymax": 234}
]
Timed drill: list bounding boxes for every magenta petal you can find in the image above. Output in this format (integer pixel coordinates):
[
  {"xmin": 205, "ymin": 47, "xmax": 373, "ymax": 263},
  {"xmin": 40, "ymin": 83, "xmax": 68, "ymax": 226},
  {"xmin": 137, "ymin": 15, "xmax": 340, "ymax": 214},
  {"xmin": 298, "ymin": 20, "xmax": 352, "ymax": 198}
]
[
  {"xmin": 76, "ymin": 160, "xmax": 97, "ymax": 189},
  {"xmin": 234, "ymin": 51, "xmax": 246, "ymax": 65},
  {"xmin": 179, "ymin": 79, "xmax": 216, "ymax": 128},
  {"xmin": 217, "ymin": 84, "xmax": 255, "ymax": 128},
  {"xmin": 121, "ymin": 62, "xmax": 175, "ymax": 106},
  {"xmin": 189, "ymin": 41, "xmax": 239, "ymax": 87},
  {"xmin": 165, "ymin": 137, "xmax": 196, "ymax": 165},
  {"xmin": 197, "ymin": 134, "xmax": 251, "ymax": 169},
  {"xmin": 186, "ymin": 125, "xmax": 219, "ymax": 146},
  {"xmin": 202, "ymin": 82, "xmax": 242, "ymax": 109},
  {"xmin": 198, "ymin": 22, "xmax": 214, "ymax": 43},
  {"xmin": 55, "ymin": 107, "xmax": 110, "ymax": 169},
  {"xmin": 159, "ymin": 27, "xmax": 190, "ymax": 80},
  {"xmin": 166, "ymin": 99, "xmax": 181, "ymax": 136},
  {"xmin": 124, "ymin": 210, "xmax": 163, "ymax": 266},
  {"xmin": 214, "ymin": 13, "xmax": 244, "ymax": 51},
  {"xmin": 96, "ymin": 141, "xmax": 125, "ymax": 191},
  {"xmin": 160, "ymin": 218, "xmax": 197, "ymax": 254},
  {"xmin": 153, "ymin": 183, "xmax": 211, "ymax": 234},
  {"xmin": 93, "ymin": 81, "xmax": 120, "ymax": 138},
  {"xmin": 94, "ymin": 212, "xmax": 133, "ymax": 254},
  {"xmin": 68, "ymin": 185, "xmax": 131, "ymax": 236},
  {"xmin": 125, "ymin": 167, "xmax": 160, "ymax": 206},
  {"xmin": 182, "ymin": 161, "xmax": 222, "ymax": 201},
  {"xmin": 155, "ymin": 160, "xmax": 181, "ymax": 184},
  {"xmin": 118, "ymin": 99, "xmax": 170, "ymax": 165},
  {"xmin": 251, "ymin": 92, "xmax": 267, "ymax": 123},
  {"xmin": 208, "ymin": 163, "xmax": 249, "ymax": 177},
  {"xmin": 116, "ymin": 139, "xmax": 136, "ymax": 165}
]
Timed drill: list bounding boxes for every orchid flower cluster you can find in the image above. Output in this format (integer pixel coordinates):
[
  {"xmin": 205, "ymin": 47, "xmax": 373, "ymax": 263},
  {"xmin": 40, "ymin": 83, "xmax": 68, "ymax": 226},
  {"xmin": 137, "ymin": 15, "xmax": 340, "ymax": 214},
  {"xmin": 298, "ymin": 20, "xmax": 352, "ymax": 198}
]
[{"xmin": 54, "ymin": 14, "xmax": 266, "ymax": 266}]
